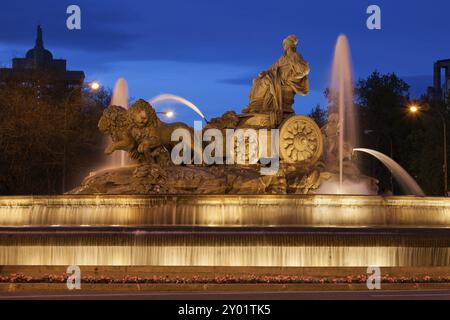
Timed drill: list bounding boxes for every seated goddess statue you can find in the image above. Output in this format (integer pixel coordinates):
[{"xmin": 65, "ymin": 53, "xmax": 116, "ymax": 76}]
[{"xmin": 242, "ymin": 35, "xmax": 310, "ymax": 127}]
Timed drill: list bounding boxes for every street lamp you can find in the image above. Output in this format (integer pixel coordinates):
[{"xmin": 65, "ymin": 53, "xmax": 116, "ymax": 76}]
[
  {"xmin": 409, "ymin": 105, "xmax": 419, "ymax": 114},
  {"xmin": 408, "ymin": 102, "xmax": 447, "ymax": 196},
  {"xmin": 62, "ymin": 81, "xmax": 101, "ymax": 193},
  {"xmin": 89, "ymin": 81, "xmax": 100, "ymax": 91},
  {"xmin": 157, "ymin": 111, "xmax": 174, "ymax": 118}
]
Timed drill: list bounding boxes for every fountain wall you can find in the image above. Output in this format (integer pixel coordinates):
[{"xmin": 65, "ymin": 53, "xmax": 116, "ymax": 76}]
[{"xmin": 0, "ymin": 195, "xmax": 449, "ymax": 267}]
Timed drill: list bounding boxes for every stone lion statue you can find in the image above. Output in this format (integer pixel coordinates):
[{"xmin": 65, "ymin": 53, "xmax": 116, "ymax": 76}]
[
  {"xmin": 242, "ymin": 34, "xmax": 309, "ymax": 127},
  {"xmin": 128, "ymin": 99, "xmax": 161, "ymax": 156},
  {"xmin": 98, "ymin": 105, "xmax": 134, "ymax": 156},
  {"xmin": 99, "ymin": 99, "xmax": 194, "ymax": 164}
]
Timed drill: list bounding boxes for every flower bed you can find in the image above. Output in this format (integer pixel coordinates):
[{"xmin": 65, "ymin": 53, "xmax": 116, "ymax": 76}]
[{"xmin": 0, "ymin": 274, "xmax": 449, "ymax": 284}]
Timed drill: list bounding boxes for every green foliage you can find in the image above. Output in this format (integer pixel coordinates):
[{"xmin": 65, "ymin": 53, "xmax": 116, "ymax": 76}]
[
  {"xmin": 308, "ymin": 104, "xmax": 328, "ymax": 128},
  {"xmin": 0, "ymin": 74, "xmax": 110, "ymax": 194},
  {"xmin": 355, "ymin": 71, "xmax": 448, "ymax": 195}
]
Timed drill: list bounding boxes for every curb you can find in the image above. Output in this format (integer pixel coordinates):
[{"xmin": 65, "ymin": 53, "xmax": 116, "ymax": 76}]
[{"xmin": 2, "ymin": 283, "xmax": 450, "ymax": 293}]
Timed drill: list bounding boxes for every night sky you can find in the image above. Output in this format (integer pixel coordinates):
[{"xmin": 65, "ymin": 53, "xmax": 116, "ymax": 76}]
[{"xmin": 0, "ymin": 0, "xmax": 449, "ymax": 123}]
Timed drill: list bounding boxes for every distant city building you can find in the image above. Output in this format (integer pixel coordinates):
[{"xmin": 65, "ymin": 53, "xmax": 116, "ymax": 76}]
[
  {"xmin": 0, "ymin": 25, "xmax": 85, "ymax": 87},
  {"xmin": 430, "ymin": 59, "xmax": 450, "ymax": 100}
]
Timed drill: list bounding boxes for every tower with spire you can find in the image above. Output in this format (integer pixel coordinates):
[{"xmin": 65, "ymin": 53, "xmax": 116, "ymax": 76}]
[{"xmin": 0, "ymin": 25, "xmax": 85, "ymax": 85}]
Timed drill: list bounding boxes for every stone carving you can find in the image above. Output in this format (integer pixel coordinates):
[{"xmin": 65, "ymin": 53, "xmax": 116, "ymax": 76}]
[
  {"xmin": 321, "ymin": 112, "xmax": 357, "ymax": 174},
  {"xmin": 289, "ymin": 170, "xmax": 332, "ymax": 194},
  {"xmin": 128, "ymin": 99, "xmax": 165, "ymax": 163},
  {"xmin": 242, "ymin": 35, "xmax": 310, "ymax": 127},
  {"xmin": 279, "ymin": 115, "xmax": 323, "ymax": 165},
  {"xmin": 70, "ymin": 163, "xmax": 288, "ymax": 195},
  {"xmin": 100, "ymin": 99, "xmax": 193, "ymax": 164},
  {"xmin": 71, "ymin": 35, "xmax": 378, "ymax": 196},
  {"xmin": 98, "ymin": 105, "xmax": 133, "ymax": 156},
  {"xmin": 204, "ymin": 111, "xmax": 240, "ymax": 131}
]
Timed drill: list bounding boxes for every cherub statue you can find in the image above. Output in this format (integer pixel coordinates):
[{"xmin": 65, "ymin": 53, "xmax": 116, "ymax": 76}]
[
  {"xmin": 321, "ymin": 112, "xmax": 358, "ymax": 176},
  {"xmin": 322, "ymin": 112, "xmax": 354, "ymax": 162}
]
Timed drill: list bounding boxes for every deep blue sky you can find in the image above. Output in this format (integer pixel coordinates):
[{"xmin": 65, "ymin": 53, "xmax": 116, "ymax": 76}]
[{"xmin": 0, "ymin": 0, "xmax": 449, "ymax": 123}]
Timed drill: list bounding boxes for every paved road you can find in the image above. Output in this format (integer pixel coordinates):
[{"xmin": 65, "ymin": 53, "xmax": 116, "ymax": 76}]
[{"xmin": 1, "ymin": 290, "xmax": 450, "ymax": 300}]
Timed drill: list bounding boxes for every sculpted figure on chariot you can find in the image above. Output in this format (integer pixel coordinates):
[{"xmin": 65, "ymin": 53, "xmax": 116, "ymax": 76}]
[
  {"xmin": 73, "ymin": 34, "xmax": 378, "ymax": 195},
  {"xmin": 242, "ymin": 35, "xmax": 310, "ymax": 127}
]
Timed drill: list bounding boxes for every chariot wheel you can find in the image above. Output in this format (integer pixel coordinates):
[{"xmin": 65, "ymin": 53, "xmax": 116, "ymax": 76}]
[{"xmin": 279, "ymin": 115, "xmax": 323, "ymax": 165}]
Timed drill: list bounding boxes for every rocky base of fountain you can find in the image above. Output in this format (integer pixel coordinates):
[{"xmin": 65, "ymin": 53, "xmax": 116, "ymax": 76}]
[
  {"xmin": 69, "ymin": 163, "xmax": 378, "ymax": 195},
  {"xmin": 69, "ymin": 164, "xmax": 281, "ymax": 195}
]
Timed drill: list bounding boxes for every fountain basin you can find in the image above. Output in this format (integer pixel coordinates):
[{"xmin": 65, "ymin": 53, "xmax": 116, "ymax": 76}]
[
  {"xmin": 1, "ymin": 195, "xmax": 449, "ymax": 228},
  {"xmin": 0, "ymin": 195, "xmax": 449, "ymax": 266}
]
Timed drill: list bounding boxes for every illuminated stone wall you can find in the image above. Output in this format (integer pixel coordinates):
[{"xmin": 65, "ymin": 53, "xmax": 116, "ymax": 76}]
[{"xmin": 0, "ymin": 195, "xmax": 449, "ymax": 266}]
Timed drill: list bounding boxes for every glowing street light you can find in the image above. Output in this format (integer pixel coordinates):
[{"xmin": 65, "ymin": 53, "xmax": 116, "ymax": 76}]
[
  {"xmin": 409, "ymin": 105, "xmax": 419, "ymax": 113},
  {"xmin": 165, "ymin": 111, "xmax": 174, "ymax": 118},
  {"xmin": 158, "ymin": 111, "xmax": 174, "ymax": 118},
  {"xmin": 89, "ymin": 81, "xmax": 101, "ymax": 91}
]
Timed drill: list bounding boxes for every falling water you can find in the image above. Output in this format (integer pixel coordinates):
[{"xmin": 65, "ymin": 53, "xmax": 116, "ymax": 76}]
[
  {"xmin": 2, "ymin": 233, "xmax": 448, "ymax": 266},
  {"xmin": 0, "ymin": 195, "xmax": 448, "ymax": 266},
  {"xmin": 330, "ymin": 35, "xmax": 359, "ymax": 190},
  {"xmin": 354, "ymin": 148, "xmax": 425, "ymax": 196},
  {"xmin": 150, "ymin": 94, "xmax": 207, "ymax": 121},
  {"xmin": 111, "ymin": 78, "xmax": 129, "ymax": 109},
  {"xmin": 109, "ymin": 78, "xmax": 129, "ymax": 167}
]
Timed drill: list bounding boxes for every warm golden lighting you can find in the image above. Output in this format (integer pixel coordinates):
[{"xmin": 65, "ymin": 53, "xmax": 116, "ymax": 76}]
[
  {"xmin": 409, "ymin": 105, "xmax": 419, "ymax": 113},
  {"xmin": 165, "ymin": 111, "xmax": 174, "ymax": 118},
  {"xmin": 89, "ymin": 81, "xmax": 100, "ymax": 91},
  {"xmin": 0, "ymin": 195, "xmax": 449, "ymax": 266}
]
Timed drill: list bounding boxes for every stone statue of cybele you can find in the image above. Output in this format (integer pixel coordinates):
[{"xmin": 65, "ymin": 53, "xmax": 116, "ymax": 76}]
[
  {"xmin": 242, "ymin": 35, "xmax": 310, "ymax": 127},
  {"xmin": 71, "ymin": 34, "xmax": 379, "ymax": 196}
]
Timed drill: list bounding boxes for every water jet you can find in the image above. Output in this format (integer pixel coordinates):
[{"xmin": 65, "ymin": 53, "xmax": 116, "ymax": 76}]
[{"xmin": 108, "ymin": 78, "xmax": 129, "ymax": 168}]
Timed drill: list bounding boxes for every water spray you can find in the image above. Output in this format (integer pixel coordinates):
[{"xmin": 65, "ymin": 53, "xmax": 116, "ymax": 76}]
[{"xmin": 150, "ymin": 94, "xmax": 209, "ymax": 122}]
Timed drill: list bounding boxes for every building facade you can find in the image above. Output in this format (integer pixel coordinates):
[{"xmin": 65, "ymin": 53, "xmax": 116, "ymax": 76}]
[
  {"xmin": 431, "ymin": 59, "xmax": 450, "ymax": 101},
  {"xmin": 0, "ymin": 25, "xmax": 85, "ymax": 87}
]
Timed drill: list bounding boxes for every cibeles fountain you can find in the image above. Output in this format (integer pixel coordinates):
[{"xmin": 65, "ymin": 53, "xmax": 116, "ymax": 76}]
[
  {"xmin": 0, "ymin": 35, "xmax": 449, "ymax": 268},
  {"xmin": 72, "ymin": 34, "xmax": 380, "ymax": 196}
]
